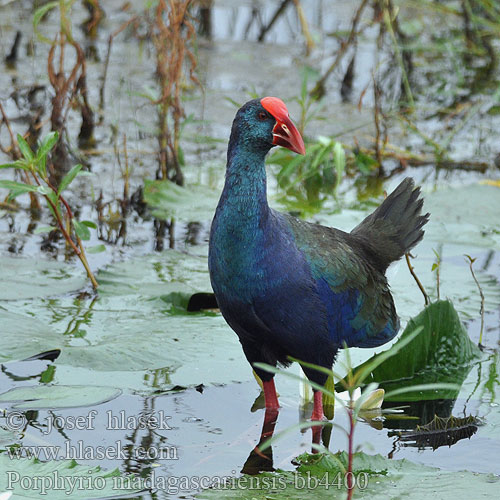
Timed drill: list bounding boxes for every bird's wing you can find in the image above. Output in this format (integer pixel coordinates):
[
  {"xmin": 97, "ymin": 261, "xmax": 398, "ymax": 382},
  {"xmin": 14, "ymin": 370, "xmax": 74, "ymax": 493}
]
[{"xmin": 280, "ymin": 212, "xmax": 399, "ymax": 348}]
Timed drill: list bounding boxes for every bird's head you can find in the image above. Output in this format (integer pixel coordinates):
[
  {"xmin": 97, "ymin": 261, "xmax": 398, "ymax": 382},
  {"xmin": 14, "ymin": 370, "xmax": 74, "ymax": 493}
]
[{"xmin": 229, "ymin": 97, "xmax": 305, "ymax": 158}]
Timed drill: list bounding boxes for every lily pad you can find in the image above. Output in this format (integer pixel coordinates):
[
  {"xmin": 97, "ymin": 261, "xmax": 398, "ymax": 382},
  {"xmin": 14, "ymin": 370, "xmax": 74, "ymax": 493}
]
[
  {"xmin": 0, "ymin": 256, "xmax": 86, "ymax": 301},
  {"xmin": 0, "ymin": 248, "xmax": 251, "ymax": 391},
  {"xmin": 423, "ymin": 184, "xmax": 500, "ymax": 250},
  {"xmin": 0, "ymin": 454, "xmax": 142, "ymax": 499},
  {"xmin": 0, "ymin": 297, "xmax": 248, "ymax": 390},
  {"xmin": 96, "ymin": 249, "xmax": 211, "ymax": 296},
  {"xmin": 0, "ymin": 386, "xmax": 121, "ymax": 409},
  {"xmin": 0, "ymin": 427, "xmax": 18, "ymax": 448}
]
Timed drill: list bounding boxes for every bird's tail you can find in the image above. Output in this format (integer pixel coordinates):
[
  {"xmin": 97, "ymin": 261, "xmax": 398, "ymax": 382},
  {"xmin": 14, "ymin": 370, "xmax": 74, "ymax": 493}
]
[{"xmin": 350, "ymin": 178, "xmax": 429, "ymax": 271}]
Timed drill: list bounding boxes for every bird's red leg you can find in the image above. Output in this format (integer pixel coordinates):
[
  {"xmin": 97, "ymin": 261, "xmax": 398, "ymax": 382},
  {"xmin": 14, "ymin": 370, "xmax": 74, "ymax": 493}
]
[
  {"xmin": 263, "ymin": 379, "xmax": 280, "ymax": 410},
  {"xmin": 311, "ymin": 390, "xmax": 325, "ymax": 450},
  {"xmin": 311, "ymin": 390, "xmax": 325, "ymax": 421}
]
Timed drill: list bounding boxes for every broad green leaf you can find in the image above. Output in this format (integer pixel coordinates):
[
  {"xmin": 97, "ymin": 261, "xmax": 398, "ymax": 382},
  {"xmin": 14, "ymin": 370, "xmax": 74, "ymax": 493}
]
[
  {"xmin": 72, "ymin": 218, "xmax": 90, "ymax": 240},
  {"xmin": 352, "ymin": 300, "xmax": 481, "ymax": 401},
  {"xmin": 58, "ymin": 164, "xmax": 83, "ymax": 194},
  {"xmin": 0, "ymin": 385, "xmax": 121, "ymax": 409},
  {"xmin": 16, "ymin": 134, "xmax": 34, "ymax": 162},
  {"xmin": 309, "ymin": 143, "xmax": 333, "ymax": 176}
]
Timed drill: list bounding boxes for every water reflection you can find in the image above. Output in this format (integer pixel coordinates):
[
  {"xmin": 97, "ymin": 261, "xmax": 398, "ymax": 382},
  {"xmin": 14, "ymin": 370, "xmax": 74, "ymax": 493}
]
[{"xmin": 241, "ymin": 409, "xmax": 278, "ymax": 474}]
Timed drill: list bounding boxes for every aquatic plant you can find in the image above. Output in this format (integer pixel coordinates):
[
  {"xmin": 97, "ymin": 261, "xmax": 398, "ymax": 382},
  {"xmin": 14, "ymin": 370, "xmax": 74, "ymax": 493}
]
[
  {"xmin": 0, "ymin": 132, "xmax": 98, "ymax": 289},
  {"xmin": 147, "ymin": 0, "xmax": 199, "ymax": 185},
  {"xmin": 33, "ymin": 0, "xmax": 95, "ymax": 178}
]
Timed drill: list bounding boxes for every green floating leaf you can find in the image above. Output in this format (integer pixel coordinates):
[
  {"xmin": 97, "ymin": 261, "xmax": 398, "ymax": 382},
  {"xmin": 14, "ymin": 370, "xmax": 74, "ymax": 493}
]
[
  {"xmin": 0, "ymin": 251, "xmax": 248, "ymax": 389},
  {"xmin": 0, "ymin": 256, "xmax": 86, "ymax": 300},
  {"xmin": 0, "ymin": 454, "xmax": 142, "ymax": 499},
  {"xmin": 0, "ymin": 301, "xmax": 246, "ymax": 389},
  {"xmin": 353, "ymin": 300, "xmax": 481, "ymax": 401},
  {"xmin": 0, "ymin": 385, "xmax": 121, "ymax": 409},
  {"xmin": 97, "ymin": 250, "xmax": 211, "ymax": 296}
]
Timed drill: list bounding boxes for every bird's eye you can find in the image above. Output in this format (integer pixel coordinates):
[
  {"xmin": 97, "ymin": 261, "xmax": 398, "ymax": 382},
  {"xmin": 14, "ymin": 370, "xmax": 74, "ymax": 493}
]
[{"xmin": 258, "ymin": 112, "xmax": 268, "ymax": 121}]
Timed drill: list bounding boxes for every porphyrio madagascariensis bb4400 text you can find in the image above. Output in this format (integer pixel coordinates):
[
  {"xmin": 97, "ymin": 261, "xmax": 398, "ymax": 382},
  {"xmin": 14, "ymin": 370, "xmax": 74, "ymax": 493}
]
[{"xmin": 208, "ymin": 97, "xmax": 429, "ymax": 421}]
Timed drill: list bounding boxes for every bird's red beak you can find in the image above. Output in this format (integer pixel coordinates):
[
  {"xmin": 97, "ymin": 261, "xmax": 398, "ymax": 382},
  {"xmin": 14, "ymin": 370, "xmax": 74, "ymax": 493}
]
[{"xmin": 261, "ymin": 97, "xmax": 306, "ymax": 155}]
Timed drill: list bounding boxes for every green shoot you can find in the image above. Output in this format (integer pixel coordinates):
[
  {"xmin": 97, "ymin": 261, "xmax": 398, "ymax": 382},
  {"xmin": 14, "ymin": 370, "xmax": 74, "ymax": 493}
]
[
  {"xmin": 0, "ymin": 132, "xmax": 98, "ymax": 290},
  {"xmin": 465, "ymin": 254, "xmax": 485, "ymax": 347}
]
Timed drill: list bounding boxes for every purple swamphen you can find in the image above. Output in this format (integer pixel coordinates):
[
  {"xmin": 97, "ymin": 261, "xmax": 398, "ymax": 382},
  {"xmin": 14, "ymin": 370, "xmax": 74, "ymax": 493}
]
[{"xmin": 208, "ymin": 97, "xmax": 429, "ymax": 421}]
